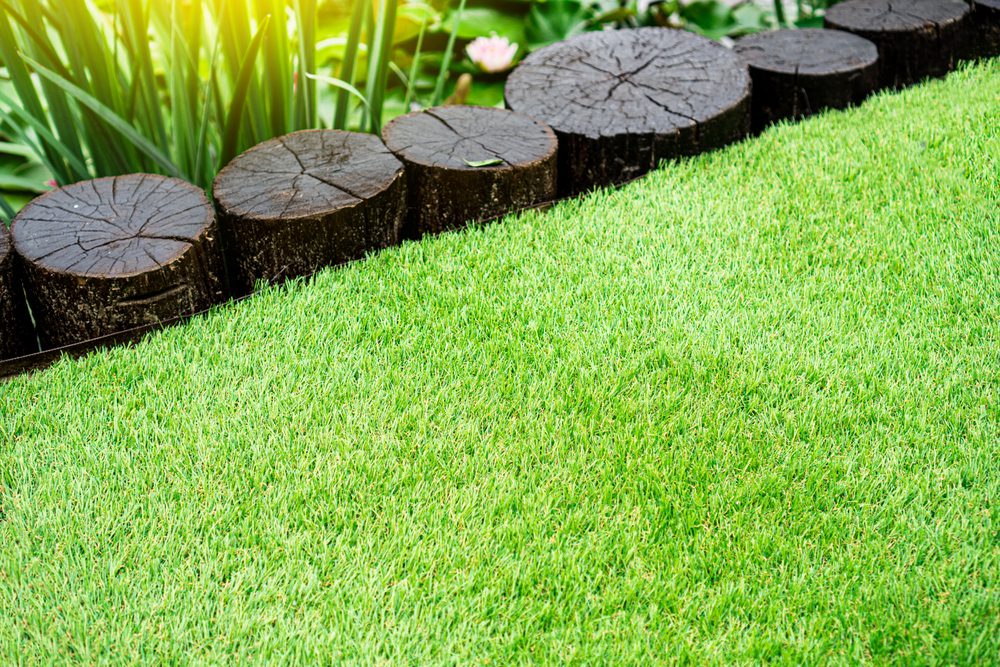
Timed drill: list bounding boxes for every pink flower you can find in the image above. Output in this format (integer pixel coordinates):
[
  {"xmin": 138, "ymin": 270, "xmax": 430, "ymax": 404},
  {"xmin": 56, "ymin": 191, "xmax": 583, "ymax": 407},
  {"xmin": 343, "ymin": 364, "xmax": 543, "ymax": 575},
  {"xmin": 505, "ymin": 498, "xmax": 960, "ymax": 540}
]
[
  {"xmin": 45, "ymin": 179, "xmax": 57, "ymax": 189},
  {"xmin": 466, "ymin": 35, "xmax": 518, "ymax": 74}
]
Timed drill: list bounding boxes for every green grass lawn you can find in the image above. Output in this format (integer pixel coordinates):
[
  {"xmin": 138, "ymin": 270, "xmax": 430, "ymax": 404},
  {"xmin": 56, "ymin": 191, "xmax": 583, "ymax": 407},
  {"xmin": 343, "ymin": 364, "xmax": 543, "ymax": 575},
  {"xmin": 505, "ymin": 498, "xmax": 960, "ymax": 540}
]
[{"xmin": 2, "ymin": 61, "xmax": 998, "ymax": 664}]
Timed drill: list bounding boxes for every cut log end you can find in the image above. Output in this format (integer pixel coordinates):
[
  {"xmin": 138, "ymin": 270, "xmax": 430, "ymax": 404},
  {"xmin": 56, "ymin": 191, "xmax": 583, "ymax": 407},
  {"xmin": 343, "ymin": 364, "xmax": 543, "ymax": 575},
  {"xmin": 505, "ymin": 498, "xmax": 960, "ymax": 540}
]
[
  {"xmin": 1, "ymin": 224, "xmax": 35, "ymax": 360},
  {"xmin": 824, "ymin": 0, "xmax": 972, "ymax": 89},
  {"xmin": 382, "ymin": 106, "xmax": 558, "ymax": 238},
  {"xmin": 213, "ymin": 129, "xmax": 406, "ymax": 294},
  {"xmin": 504, "ymin": 27, "xmax": 751, "ymax": 195},
  {"xmin": 11, "ymin": 174, "xmax": 225, "ymax": 349},
  {"xmin": 734, "ymin": 28, "xmax": 879, "ymax": 131}
]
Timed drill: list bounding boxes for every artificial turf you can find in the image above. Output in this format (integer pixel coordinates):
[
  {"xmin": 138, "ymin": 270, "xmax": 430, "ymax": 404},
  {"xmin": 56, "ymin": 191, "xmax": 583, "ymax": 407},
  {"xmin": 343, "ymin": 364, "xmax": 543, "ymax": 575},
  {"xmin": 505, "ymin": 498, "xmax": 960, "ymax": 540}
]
[{"xmin": 1, "ymin": 60, "xmax": 998, "ymax": 664}]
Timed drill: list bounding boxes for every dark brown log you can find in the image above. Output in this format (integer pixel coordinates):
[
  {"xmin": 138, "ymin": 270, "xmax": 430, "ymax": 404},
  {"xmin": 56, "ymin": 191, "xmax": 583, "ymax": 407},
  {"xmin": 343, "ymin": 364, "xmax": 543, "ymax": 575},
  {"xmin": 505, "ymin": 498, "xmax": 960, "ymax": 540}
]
[
  {"xmin": 213, "ymin": 130, "xmax": 406, "ymax": 295},
  {"xmin": 0, "ymin": 223, "xmax": 35, "ymax": 359},
  {"xmin": 824, "ymin": 0, "xmax": 972, "ymax": 90},
  {"xmin": 734, "ymin": 29, "xmax": 879, "ymax": 132},
  {"xmin": 504, "ymin": 28, "xmax": 751, "ymax": 196},
  {"xmin": 11, "ymin": 174, "xmax": 225, "ymax": 349},
  {"xmin": 382, "ymin": 106, "xmax": 558, "ymax": 238},
  {"xmin": 970, "ymin": 0, "xmax": 1000, "ymax": 59}
]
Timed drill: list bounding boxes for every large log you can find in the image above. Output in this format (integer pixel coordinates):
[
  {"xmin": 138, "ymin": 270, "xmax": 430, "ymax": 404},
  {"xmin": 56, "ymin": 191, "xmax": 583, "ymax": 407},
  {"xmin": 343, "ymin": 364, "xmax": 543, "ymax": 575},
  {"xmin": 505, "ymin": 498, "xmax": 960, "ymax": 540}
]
[
  {"xmin": 970, "ymin": 0, "xmax": 1000, "ymax": 59},
  {"xmin": 382, "ymin": 106, "xmax": 558, "ymax": 238},
  {"xmin": 824, "ymin": 0, "xmax": 971, "ymax": 90},
  {"xmin": 734, "ymin": 28, "xmax": 879, "ymax": 132},
  {"xmin": 213, "ymin": 130, "xmax": 406, "ymax": 295},
  {"xmin": 0, "ymin": 223, "xmax": 35, "ymax": 359},
  {"xmin": 504, "ymin": 28, "xmax": 751, "ymax": 196},
  {"xmin": 11, "ymin": 174, "xmax": 225, "ymax": 348}
]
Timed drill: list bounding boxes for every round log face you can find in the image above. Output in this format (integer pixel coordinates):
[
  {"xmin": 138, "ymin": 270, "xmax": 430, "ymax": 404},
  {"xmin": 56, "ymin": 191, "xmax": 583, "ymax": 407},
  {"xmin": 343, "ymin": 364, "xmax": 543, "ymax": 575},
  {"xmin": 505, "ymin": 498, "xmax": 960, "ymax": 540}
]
[
  {"xmin": 213, "ymin": 130, "xmax": 406, "ymax": 294},
  {"xmin": 734, "ymin": 29, "xmax": 879, "ymax": 131},
  {"xmin": 0, "ymin": 224, "xmax": 35, "ymax": 360},
  {"xmin": 11, "ymin": 174, "xmax": 225, "ymax": 349},
  {"xmin": 382, "ymin": 106, "xmax": 558, "ymax": 238},
  {"xmin": 504, "ymin": 28, "xmax": 751, "ymax": 195},
  {"xmin": 824, "ymin": 0, "xmax": 971, "ymax": 89}
]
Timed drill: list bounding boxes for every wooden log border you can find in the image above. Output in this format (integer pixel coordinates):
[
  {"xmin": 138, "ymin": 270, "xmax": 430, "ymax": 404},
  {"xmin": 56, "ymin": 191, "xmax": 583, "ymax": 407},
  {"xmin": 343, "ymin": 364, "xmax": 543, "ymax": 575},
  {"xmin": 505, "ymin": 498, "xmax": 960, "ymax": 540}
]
[{"xmin": 2, "ymin": 23, "xmax": 997, "ymax": 381}]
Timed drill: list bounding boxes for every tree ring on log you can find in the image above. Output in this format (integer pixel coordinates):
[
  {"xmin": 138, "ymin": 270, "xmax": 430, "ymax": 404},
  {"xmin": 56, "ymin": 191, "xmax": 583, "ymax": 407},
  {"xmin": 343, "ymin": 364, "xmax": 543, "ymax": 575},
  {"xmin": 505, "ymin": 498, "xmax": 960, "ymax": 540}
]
[
  {"xmin": 382, "ymin": 106, "xmax": 558, "ymax": 238},
  {"xmin": 0, "ymin": 223, "xmax": 35, "ymax": 359},
  {"xmin": 824, "ymin": 0, "xmax": 971, "ymax": 90},
  {"xmin": 213, "ymin": 130, "xmax": 406, "ymax": 295},
  {"xmin": 734, "ymin": 29, "xmax": 879, "ymax": 131},
  {"xmin": 11, "ymin": 174, "xmax": 225, "ymax": 349},
  {"xmin": 504, "ymin": 27, "xmax": 751, "ymax": 195}
]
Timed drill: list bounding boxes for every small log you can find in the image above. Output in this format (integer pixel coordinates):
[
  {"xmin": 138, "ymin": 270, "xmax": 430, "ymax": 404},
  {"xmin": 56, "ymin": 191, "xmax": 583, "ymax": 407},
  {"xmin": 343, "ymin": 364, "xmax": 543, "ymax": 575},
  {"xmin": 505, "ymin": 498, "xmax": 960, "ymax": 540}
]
[
  {"xmin": 11, "ymin": 174, "xmax": 225, "ymax": 349},
  {"xmin": 382, "ymin": 106, "xmax": 558, "ymax": 238},
  {"xmin": 734, "ymin": 29, "xmax": 879, "ymax": 132},
  {"xmin": 213, "ymin": 130, "xmax": 406, "ymax": 295},
  {"xmin": 0, "ymin": 223, "xmax": 35, "ymax": 359},
  {"xmin": 970, "ymin": 0, "xmax": 1000, "ymax": 59},
  {"xmin": 824, "ymin": 0, "xmax": 971, "ymax": 90},
  {"xmin": 504, "ymin": 28, "xmax": 751, "ymax": 196}
]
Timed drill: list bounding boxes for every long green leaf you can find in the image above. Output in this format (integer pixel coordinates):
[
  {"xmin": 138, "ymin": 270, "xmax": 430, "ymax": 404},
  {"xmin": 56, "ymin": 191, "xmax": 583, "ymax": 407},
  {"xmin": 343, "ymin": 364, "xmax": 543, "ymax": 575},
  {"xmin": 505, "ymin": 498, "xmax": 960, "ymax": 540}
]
[
  {"xmin": 0, "ymin": 7, "xmax": 69, "ymax": 181},
  {"xmin": 0, "ymin": 88, "xmax": 91, "ymax": 178},
  {"xmin": 403, "ymin": 19, "xmax": 427, "ymax": 112},
  {"xmin": 23, "ymin": 56, "xmax": 182, "ymax": 177},
  {"xmin": 305, "ymin": 73, "xmax": 370, "ymax": 112},
  {"xmin": 0, "ymin": 193, "xmax": 16, "ymax": 223},
  {"xmin": 219, "ymin": 14, "xmax": 271, "ymax": 168},
  {"xmin": 432, "ymin": 0, "xmax": 467, "ymax": 106},
  {"xmin": 333, "ymin": 0, "xmax": 368, "ymax": 130},
  {"xmin": 366, "ymin": 0, "xmax": 398, "ymax": 132}
]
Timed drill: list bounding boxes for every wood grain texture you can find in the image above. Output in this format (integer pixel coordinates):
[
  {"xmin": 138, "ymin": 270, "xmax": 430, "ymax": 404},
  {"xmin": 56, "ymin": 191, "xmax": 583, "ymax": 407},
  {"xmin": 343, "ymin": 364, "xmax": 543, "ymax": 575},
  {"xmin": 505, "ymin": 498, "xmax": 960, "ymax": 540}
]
[
  {"xmin": 382, "ymin": 106, "xmax": 558, "ymax": 238},
  {"xmin": 504, "ymin": 28, "xmax": 751, "ymax": 195},
  {"xmin": 824, "ymin": 0, "xmax": 971, "ymax": 89},
  {"xmin": 213, "ymin": 130, "xmax": 406, "ymax": 294},
  {"xmin": 970, "ymin": 0, "xmax": 1000, "ymax": 59},
  {"xmin": 0, "ymin": 223, "xmax": 35, "ymax": 360},
  {"xmin": 735, "ymin": 29, "xmax": 879, "ymax": 131},
  {"xmin": 11, "ymin": 174, "xmax": 225, "ymax": 348}
]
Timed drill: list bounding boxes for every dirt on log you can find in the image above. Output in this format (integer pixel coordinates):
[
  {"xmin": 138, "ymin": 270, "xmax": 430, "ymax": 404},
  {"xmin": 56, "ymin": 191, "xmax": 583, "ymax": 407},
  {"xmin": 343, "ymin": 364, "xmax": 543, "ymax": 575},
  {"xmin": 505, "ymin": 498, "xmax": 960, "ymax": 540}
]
[
  {"xmin": 382, "ymin": 106, "xmax": 558, "ymax": 238},
  {"xmin": 11, "ymin": 174, "xmax": 226, "ymax": 349},
  {"xmin": 824, "ymin": 0, "xmax": 971, "ymax": 90},
  {"xmin": 734, "ymin": 29, "xmax": 879, "ymax": 132},
  {"xmin": 0, "ymin": 223, "xmax": 35, "ymax": 360},
  {"xmin": 970, "ymin": 0, "xmax": 1000, "ymax": 59},
  {"xmin": 213, "ymin": 130, "xmax": 406, "ymax": 295},
  {"xmin": 504, "ymin": 28, "xmax": 751, "ymax": 196}
]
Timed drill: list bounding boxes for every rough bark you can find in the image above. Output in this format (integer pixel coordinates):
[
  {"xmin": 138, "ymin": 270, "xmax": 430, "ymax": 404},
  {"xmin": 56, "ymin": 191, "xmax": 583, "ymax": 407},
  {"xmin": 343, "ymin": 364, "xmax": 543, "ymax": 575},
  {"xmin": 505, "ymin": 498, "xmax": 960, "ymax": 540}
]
[
  {"xmin": 11, "ymin": 174, "xmax": 225, "ymax": 349},
  {"xmin": 382, "ymin": 106, "xmax": 558, "ymax": 238},
  {"xmin": 970, "ymin": 0, "xmax": 1000, "ymax": 59},
  {"xmin": 734, "ymin": 29, "xmax": 879, "ymax": 132},
  {"xmin": 0, "ymin": 223, "xmax": 35, "ymax": 359},
  {"xmin": 504, "ymin": 28, "xmax": 751, "ymax": 196},
  {"xmin": 824, "ymin": 0, "xmax": 971, "ymax": 90},
  {"xmin": 213, "ymin": 130, "xmax": 406, "ymax": 295}
]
